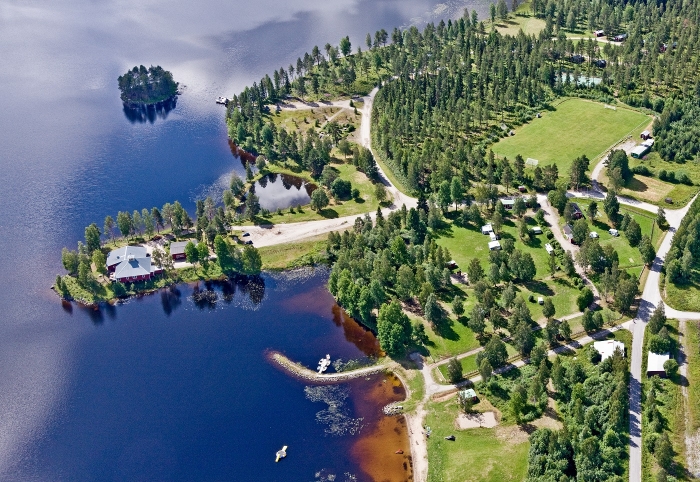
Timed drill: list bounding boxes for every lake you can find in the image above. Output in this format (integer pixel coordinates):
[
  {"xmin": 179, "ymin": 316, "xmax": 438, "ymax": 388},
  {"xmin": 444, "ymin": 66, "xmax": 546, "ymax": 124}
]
[{"xmin": 0, "ymin": 0, "xmax": 487, "ymax": 479}]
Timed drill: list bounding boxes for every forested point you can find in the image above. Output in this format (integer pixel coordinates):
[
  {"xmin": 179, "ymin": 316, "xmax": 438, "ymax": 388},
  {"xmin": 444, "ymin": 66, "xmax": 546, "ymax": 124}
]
[{"xmin": 118, "ymin": 65, "xmax": 178, "ymax": 106}]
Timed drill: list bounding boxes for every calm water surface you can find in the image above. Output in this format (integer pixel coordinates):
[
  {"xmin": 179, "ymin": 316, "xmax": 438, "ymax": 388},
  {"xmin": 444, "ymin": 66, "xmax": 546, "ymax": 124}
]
[
  {"xmin": 0, "ymin": 0, "xmax": 487, "ymax": 479},
  {"xmin": 252, "ymin": 173, "xmax": 317, "ymax": 211}
]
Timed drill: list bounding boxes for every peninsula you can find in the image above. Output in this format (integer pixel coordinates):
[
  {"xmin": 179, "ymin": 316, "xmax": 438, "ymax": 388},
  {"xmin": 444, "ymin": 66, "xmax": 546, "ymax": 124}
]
[{"xmin": 117, "ymin": 65, "xmax": 178, "ymax": 106}]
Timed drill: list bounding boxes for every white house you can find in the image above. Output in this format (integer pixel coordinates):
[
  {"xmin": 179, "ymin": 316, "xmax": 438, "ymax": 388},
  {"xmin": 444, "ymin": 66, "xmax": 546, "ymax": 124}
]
[
  {"xmin": 593, "ymin": 340, "xmax": 625, "ymax": 361},
  {"xmin": 647, "ymin": 352, "xmax": 670, "ymax": 377}
]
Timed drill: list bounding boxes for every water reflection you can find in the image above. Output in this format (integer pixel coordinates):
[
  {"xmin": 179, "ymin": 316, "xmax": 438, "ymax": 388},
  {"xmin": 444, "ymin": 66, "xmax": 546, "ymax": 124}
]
[
  {"xmin": 250, "ymin": 172, "xmax": 317, "ymax": 211},
  {"xmin": 122, "ymin": 98, "xmax": 177, "ymax": 124},
  {"xmin": 161, "ymin": 286, "xmax": 183, "ymax": 316}
]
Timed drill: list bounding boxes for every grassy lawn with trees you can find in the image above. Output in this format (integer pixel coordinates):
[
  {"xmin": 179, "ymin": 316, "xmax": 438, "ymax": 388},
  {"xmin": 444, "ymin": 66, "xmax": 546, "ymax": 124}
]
[
  {"xmin": 425, "ymin": 397, "xmax": 529, "ymax": 482},
  {"xmin": 492, "ymin": 98, "xmax": 650, "ymax": 174},
  {"xmin": 620, "ymin": 151, "xmax": 700, "ymax": 206},
  {"xmin": 257, "ymin": 235, "xmax": 329, "ymax": 270}
]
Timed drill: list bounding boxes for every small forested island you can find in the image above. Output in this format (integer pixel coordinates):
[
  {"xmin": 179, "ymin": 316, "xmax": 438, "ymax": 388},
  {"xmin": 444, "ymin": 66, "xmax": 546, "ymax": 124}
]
[{"xmin": 117, "ymin": 65, "xmax": 178, "ymax": 106}]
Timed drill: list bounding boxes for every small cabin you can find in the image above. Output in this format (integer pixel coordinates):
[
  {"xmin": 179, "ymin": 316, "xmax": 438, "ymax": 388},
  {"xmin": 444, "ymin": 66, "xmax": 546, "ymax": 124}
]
[
  {"xmin": 488, "ymin": 240, "xmax": 502, "ymax": 251},
  {"xmin": 531, "ymin": 226, "xmax": 543, "ymax": 235},
  {"xmin": 545, "ymin": 243, "xmax": 554, "ymax": 254},
  {"xmin": 647, "ymin": 352, "xmax": 670, "ymax": 378},
  {"xmin": 502, "ymin": 199, "xmax": 515, "ymax": 210},
  {"xmin": 570, "ymin": 203, "xmax": 583, "ymax": 220},
  {"xmin": 446, "ymin": 260, "xmax": 458, "ymax": 270},
  {"xmin": 641, "ymin": 130, "xmax": 651, "ymax": 140},
  {"xmin": 518, "ymin": 185, "xmax": 527, "ymax": 193},
  {"xmin": 170, "ymin": 240, "xmax": 196, "ymax": 260},
  {"xmin": 481, "ymin": 224, "xmax": 493, "ymax": 235}
]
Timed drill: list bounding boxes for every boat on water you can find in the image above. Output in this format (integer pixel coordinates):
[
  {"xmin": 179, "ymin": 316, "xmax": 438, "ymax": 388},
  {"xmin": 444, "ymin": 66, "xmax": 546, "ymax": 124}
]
[{"xmin": 275, "ymin": 445, "xmax": 288, "ymax": 462}]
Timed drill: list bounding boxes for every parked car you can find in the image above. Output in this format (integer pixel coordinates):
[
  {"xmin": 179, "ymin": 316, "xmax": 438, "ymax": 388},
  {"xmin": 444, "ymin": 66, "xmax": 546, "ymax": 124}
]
[
  {"xmin": 245, "ymin": 240, "xmax": 253, "ymax": 245},
  {"xmin": 242, "ymin": 232, "xmax": 250, "ymax": 237}
]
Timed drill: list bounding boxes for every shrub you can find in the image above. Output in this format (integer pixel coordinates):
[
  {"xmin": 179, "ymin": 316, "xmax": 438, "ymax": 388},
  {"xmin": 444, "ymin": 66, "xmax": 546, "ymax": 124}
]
[
  {"xmin": 447, "ymin": 357, "xmax": 463, "ymax": 383},
  {"xmin": 664, "ymin": 359, "xmax": 679, "ymax": 377},
  {"xmin": 577, "ymin": 287, "xmax": 594, "ymax": 311},
  {"xmin": 545, "ymin": 229, "xmax": 554, "ymax": 239},
  {"xmin": 632, "ymin": 165, "xmax": 652, "ymax": 176}
]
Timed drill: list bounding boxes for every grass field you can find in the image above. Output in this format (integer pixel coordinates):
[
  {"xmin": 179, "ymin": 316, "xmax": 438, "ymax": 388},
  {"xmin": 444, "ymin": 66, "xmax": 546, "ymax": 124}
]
[
  {"xmin": 566, "ymin": 198, "xmax": 661, "ymax": 269},
  {"xmin": 426, "ymin": 398, "xmax": 529, "ymax": 482},
  {"xmin": 492, "ymin": 98, "xmax": 650, "ymax": 174},
  {"xmin": 624, "ymin": 152, "xmax": 700, "ymax": 206},
  {"xmin": 665, "ymin": 271, "xmax": 700, "ymax": 312},
  {"xmin": 687, "ymin": 321, "xmax": 700, "ymax": 432},
  {"xmin": 257, "ymin": 234, "xmax": 328, "ymax": 270}
]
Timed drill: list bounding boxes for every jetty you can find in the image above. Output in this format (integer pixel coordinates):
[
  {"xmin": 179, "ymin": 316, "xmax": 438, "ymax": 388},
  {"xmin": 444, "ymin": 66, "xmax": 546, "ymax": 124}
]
[
  {"xmin": 275, "ymin": 445, "xmax": 287, "ymax": 462},
  {"xmin": 317, "ymin": 354, "xmax": 331, "ymax": 373},
  {"xmin": 267, "ymin": 351, "xmax": 389, "ymax": 382}
]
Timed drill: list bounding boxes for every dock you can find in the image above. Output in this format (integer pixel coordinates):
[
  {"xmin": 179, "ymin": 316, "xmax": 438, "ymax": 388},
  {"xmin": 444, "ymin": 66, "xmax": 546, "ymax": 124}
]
[{"xmin": 317, "ymin": 354, "xmax": 331, "ymax": 373}]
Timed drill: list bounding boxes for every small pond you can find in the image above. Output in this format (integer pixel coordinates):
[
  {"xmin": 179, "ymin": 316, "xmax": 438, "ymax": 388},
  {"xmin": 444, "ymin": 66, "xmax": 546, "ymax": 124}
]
[{"xmin": 250, "ymin": 172, "xmax": 317, "ymax": 211}]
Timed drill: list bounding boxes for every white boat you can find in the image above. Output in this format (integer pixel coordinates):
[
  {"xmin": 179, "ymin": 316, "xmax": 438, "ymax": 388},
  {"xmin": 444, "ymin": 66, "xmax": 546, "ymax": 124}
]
[
  {"xmin": 275, "ymin": 445, "xmax": 287, "ymax": 462},
  {"xmin": 215, "ymin": 96, "xmax": 229, "ymax": 105}
]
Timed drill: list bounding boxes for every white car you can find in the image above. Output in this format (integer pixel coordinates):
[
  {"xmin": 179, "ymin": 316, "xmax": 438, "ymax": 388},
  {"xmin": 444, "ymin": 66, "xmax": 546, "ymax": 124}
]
[{"xmin": 589, "ymin": 232, "xmax": 599, "ymax": 238}]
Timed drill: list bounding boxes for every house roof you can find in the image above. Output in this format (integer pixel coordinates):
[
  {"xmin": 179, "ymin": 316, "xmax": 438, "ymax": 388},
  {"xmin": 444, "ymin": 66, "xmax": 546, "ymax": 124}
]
[
  {"xmin": 501, "ymin": 199, "xmax": 515, "ymax": 206},
  {"xmin": 632, "ymin": 145, "xmax": 649, "ymax": 156},
  {"xmin": 531, "ymin": 226, "xmax": 543, "ymax": 234},
  {"xmin": 488, "ymin": 240, "xmax": 501, "ymax": 249},
  {"xmin": 460, "ymin": 388, "xmax": 477, "ymax": 399},
  {"xmin": 107, "ymin": 246, "xmax": 148, "ymax": 267},
  {"xmin": 647, "ymin": 352, "xmax": 670, "ymax": 373},
  {"xmin": 545, "ymin": 243, "xmax": 554, "ymax": 253},
  {"xmin": 570, "ymin": 202, "xmax": 582, "ymax": 213},
  {"xmin": 641, "ymin": 130, "xmax": 650, "ymax": 137},
  {"xmin": 563, "ymin": 224, "xmax": 573, "ymax": 236},
  {"xmin": 593, "ymin": 340, "xmax": 625, "ymax": 361},
  {"xmin": 642, "ymin": 138, "xmax": 655, "ymax": 147},
  {"xmin": 170, "ymin": 240, "xmax": 196, "ymax": 256},
  {"xmin": 113, "ymin": 255, "xmax": 153, "ymax": 280}
]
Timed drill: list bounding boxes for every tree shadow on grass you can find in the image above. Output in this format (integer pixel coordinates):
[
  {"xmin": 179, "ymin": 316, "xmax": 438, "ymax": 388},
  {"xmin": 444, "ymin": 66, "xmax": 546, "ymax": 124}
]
[
  {"xmin": 353, "ymin": 197, "xmax": 365, "ymax": 204},
  {"xmin": 524, "ymin": 280, "xmax": 555, "ymax": 296},
  {"xmin": 432, "ymin": 222, "xmax": 454, "ymax": 238},
  {"xmin": 319, "ymin": 208, "xmax": 339, "ymax": 219}
]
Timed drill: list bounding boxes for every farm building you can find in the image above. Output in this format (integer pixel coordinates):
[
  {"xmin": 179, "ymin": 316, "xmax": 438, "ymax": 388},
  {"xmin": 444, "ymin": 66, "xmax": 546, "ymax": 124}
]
[
  {"xmin": 106, "ymin": 246, "xmax": 162, "ymax": 283},
  {"xmin": 170, "ymin": 240, "xmax": 197, "ymax": 260},
  {"xmin": 481, "ymin": 224, "xmax": 493, "ymax": 235},
  {"xmin": 647, "ymin": 352, "xmax": 670, "ymax": 378},
  {"xmin": 570, "ymin": 202, "xmax": 583, "ymax": 219},
  {"xmin": 631, "ymin": 145, "xmax": 650, "ymax": 158},
  {"xmin": 593, "ymin": 340, "xmax": 625, "ymax": 361},
  {"xmin": 641, "ymin": 130, "xmax": 651, "ymax": 140},
  {"xmin": 488, "ymin": 240, "xmax": 502, "ymax": 251}
]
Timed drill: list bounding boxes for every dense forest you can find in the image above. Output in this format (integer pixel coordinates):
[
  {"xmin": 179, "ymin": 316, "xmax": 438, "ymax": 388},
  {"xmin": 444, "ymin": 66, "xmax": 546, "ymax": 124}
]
[
  {"xmin": 224, "ymin": 0, "xmax": 700, "ymax": 198},
  {"xmin": 117, "ymin": 65, "xmax": 178, "ymax": 106},
  {"xmin": 665, "ymin": 195, "xmax": 700, "ymax": 284}
]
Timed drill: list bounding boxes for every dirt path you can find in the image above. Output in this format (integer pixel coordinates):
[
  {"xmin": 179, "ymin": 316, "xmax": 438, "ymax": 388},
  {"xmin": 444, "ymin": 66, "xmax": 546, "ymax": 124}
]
[{"xmin": 679, "ymin": 320, "xmax": 700, "ymax": 477}]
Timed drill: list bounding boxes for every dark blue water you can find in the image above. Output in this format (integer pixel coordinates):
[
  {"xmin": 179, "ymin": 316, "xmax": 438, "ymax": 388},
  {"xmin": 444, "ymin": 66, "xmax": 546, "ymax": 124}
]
[{"xmin": 0, "ymin": 0, "xmax": 487, "ymax": 479}]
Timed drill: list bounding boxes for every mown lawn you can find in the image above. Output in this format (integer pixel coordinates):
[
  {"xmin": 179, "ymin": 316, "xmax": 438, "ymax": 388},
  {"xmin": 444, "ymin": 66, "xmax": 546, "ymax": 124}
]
[
  {"xmin": 492, "ymin": 98, "xmax": 650, "ymax": 174},
  {"xmin": 687, "ymin": 321, "xmax": 700, "ymax": 432},
  {"xmin": 565, "ymin": 198, "xmax": 660, "ymax": 269},
  {"xmin": 426, "ymin": 398, "xmax": 529, "ymax": 482}
]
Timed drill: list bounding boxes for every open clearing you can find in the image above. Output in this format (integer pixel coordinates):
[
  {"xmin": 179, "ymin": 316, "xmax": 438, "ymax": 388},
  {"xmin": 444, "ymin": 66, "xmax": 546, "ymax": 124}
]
[
  {"xmin": 456, "ymin": 411, "xmax": 499, "ymax": 429},
  {"xmin": 493, "ymin": 98, "xmax": 650, "ymax": 174}
]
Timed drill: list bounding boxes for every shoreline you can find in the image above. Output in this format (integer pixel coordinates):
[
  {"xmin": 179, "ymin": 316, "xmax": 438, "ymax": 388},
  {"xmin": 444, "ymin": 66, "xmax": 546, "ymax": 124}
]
[{"xmin": 266, "ymin": 350, "xmax": 392, "ymax": 382}]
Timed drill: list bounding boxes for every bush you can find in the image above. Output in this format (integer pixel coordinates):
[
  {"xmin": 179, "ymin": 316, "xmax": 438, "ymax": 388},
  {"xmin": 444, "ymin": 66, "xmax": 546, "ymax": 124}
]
[
  {"xmin": 664, "ymin": 359, "xmax": 679, "ymax": 377},
  {"xmin": 545, "ymin": 229, "xmax": 554, "ymax": 239},
  {"xmin": 330, "ymin": 178, "xmax": 352, "ymax": 200},
  {"xmin": 447, "ymin": 357, "xmax": 463, "ymax": 383},
  {"xmin": 632, "ymin": 165, "xmax": 653, "ymax": 176}
]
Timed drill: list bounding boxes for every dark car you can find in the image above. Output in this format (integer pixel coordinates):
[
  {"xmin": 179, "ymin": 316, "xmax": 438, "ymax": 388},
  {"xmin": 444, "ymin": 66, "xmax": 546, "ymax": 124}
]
[
  {"xmin": 242, "ymin": 232, "xmax": 250, "ymax": 237},
  {"xmin": 245, "ymin": 240, "xmax": 253, "ymax": 245},
  {"xmin": 595, "ymin": 59, "xmax": 607, "ymax": 68},
  {"xmin": 571, "ymin": 54, "xmax": 585, "ymax": 64}
]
